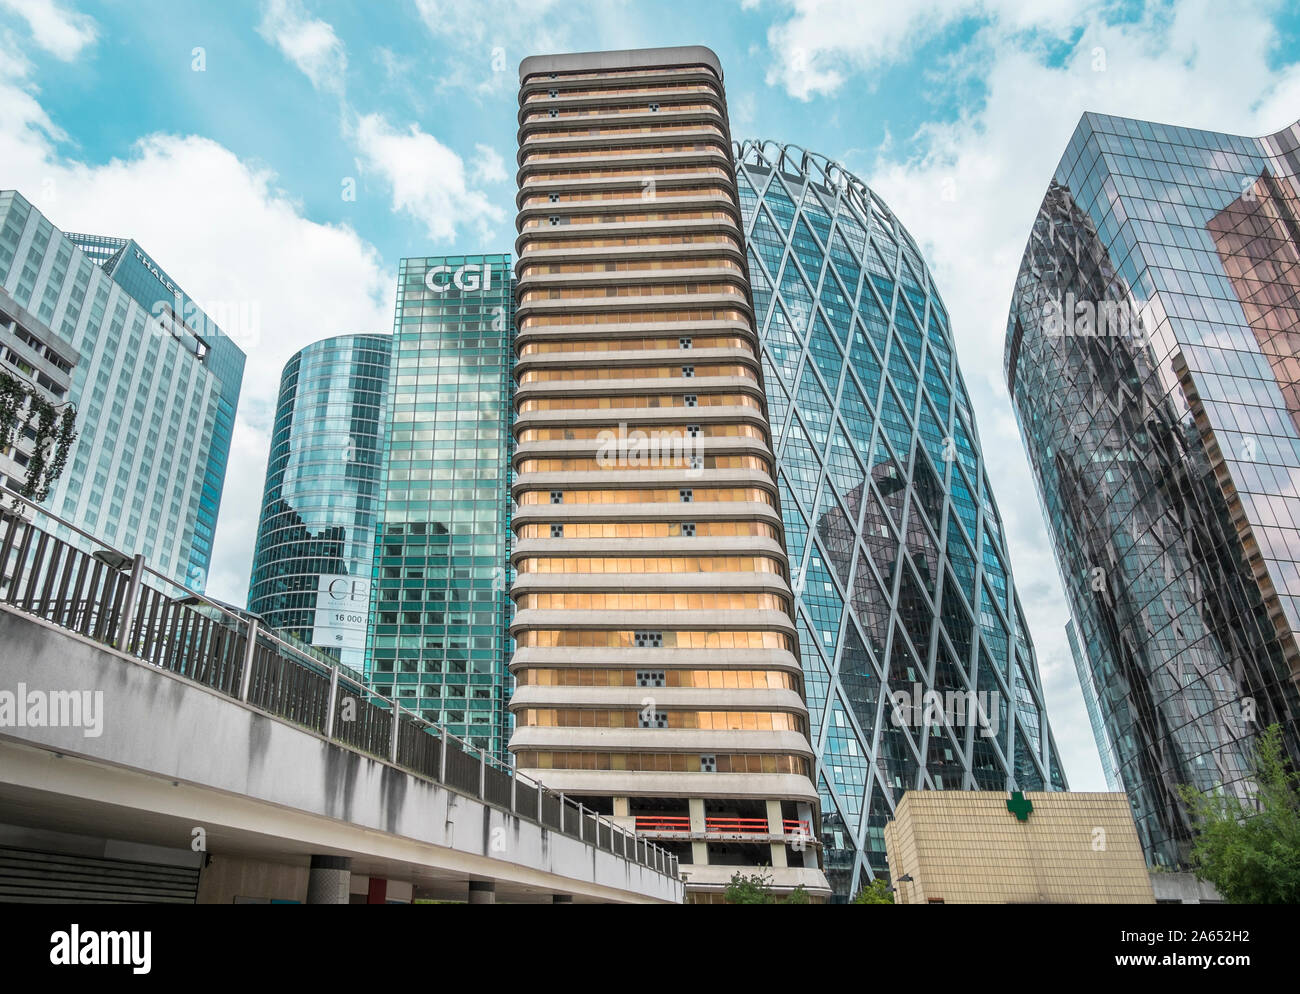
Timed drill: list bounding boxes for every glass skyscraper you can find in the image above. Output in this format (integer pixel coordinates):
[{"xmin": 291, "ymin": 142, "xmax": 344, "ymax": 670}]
[
  {"xmin": 1005, "ymin": 113, "xmax": 1300, "ymax": 866},
  {"xmin": 736, "ymin": 141, "xmax": 1067, "ymax": 901},
  {"xmin": 367, "ymin": 254, "xmax": 514, "ymax": 762},
  {"xmin": 248, "ymin": 333, "xmax": 390, "ymax": 675},
  {"xmin": 0, "ymin": 191, "xmax": 245, "ymax": 591}
]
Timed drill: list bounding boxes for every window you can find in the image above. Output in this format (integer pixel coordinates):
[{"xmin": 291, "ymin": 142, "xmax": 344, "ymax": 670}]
[
  {"xmin": 550, "ymin": 491, "xmax": 563, "ymax": 504},
  {"xmin": 700, "ymin": 754, "xmax": 717, "ymax": 772},
  {"xmin": 680, "ymin": 522, "xmax": 696, "ymax": 537},
  {"xmin": 682, "ymin": 365, "xmax": 694, "ymax": 377},
  {"xmin": 549, "ymin": 215, "xmax": 561, "ymax": 226},
  {"xmin": 640, "ymin": 710, "xmax": 668, "ymax": 729},
  {"xmin": 634, "ymin": 631, "xmax": 663, "ymax": 648},
  {"xmin": 686, "ymin": 424, "xmax": 700, "ymax": 437},
  {"xmin": 548, "ymin": 88, "xmax": 558, "ymax": 97},
  {"xmin": 649, "ymin": 102, "xmax": 660, "ymax": 112},
  {"xmin": 684, "ymin": 394, "xmax": 697, "ymax": 407},
  {"xmin": 679, "ymin": 337, "xmax": 692, "ymax": 349},
  {"xmin": 636, "ymin": 669, "xmax": 666, "ymax": 687},
  {"xmin": 549, "ymin": 109, "xmax": 558, "ymax": 118},
  {"xmin": 679, "ymin": 489, "xmax": 693, "ymax": 502},
  {"xmin": 549, "ymin": 193, "xmax": 560, "ymax": 202},
  {"xmin": 550, "ymin": 523, "xmax": 564, "ymax": 538}
]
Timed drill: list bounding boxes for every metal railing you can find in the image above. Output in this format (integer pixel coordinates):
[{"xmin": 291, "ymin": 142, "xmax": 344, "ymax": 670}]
[
  {"xmin": 635, "ymin": 815, "xmax": 812, "ymax": 836},
  {"xmin": 0, "ymin": 487, "xmax": 680, "ymax": 883}
]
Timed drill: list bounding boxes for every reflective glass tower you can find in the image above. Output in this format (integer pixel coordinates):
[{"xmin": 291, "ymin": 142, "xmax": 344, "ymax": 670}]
[
  {"xmin": 736, "ymin": 142, "xmax": 1067, "ymax": 901},
  {"xmin": 247, "ymin": 333, "xmax": 390, "ymax": 674},
  {"xmin": 367, "ymin": 254, "xmax": 514, "ymax": 762},
  {"xmin": 0, "ymin": 191, "xmax": 245, "ymax": 591},
  {"xmin": 1006, "ymin": 113, "xmax": 1300, "ymax": 866},
  {"xmin": 510, "ymin": 48, "xmax": 829, "ymax": 901}
]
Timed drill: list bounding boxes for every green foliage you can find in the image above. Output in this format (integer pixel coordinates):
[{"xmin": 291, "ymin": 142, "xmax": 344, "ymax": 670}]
[
  {"xmin": 1178, "ymin": 724, "xmax": 1300, "ymax": 904},
  {"xmin": 722, "ymin": 871, "xmax": 812, "ymax": 904},
  {"xmin": 0, "ymin": 367, "xmax": 78, "ymax": 502},
  {"xmin": 852, "ymin": 878, "xmax": 894, "ymax": 904}
]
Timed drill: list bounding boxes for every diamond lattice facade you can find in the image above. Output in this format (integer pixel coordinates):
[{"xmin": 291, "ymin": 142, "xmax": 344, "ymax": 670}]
[{"xmin": 736, "ymin": 142, "xmax": 1066, "ymax": 901}]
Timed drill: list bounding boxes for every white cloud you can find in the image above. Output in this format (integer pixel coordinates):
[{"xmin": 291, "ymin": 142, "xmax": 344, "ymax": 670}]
[
  {"xmin": 354, "ymin": 113, "xmax": 505, "ymax": 242},
  {"xmin": 766, "ymin": 0, "xmax": 1300, "ymax": 788},
  {"xmin": 0, "ymin": 0, "xmax": 97, "ymax": 61},
  {"xmin": 0, "ymin": 47, "xmax": 392, "ymax": 605},
  {"xmin": 472, "ymin": 143, "xmax": 509, "ymax": 184},
  {"xmin": 257, "ymin": 0, "xmax": 348, "ymax": 95}
]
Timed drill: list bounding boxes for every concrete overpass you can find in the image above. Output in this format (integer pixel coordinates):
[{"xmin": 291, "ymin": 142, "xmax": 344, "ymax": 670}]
[{"xmin": 0, "ymin": 501, "xmax": 682, "ymax": 904}]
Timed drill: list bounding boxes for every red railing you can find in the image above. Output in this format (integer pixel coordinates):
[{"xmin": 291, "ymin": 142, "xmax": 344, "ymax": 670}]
[{"xmin": 633, "ymin": 816, "xmax": 814, "ymax": 835}]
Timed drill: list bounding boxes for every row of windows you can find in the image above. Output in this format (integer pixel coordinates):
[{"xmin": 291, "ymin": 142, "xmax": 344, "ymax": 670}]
[
  {"xmin": 522, "ymin": 101, "xmax": 719, "ymax": 123},
  {"xmin": 515, "ymin": 591, "xmax": 790, "ymax": 612},
  {"xmin": 515, "ymin": 667, "xmax": 797, "ymax": 689},
  {"xmin": 516, "ymin": 455, "xmax": 770, "ymax": 473},
  {"xmin": 518, "ymin": 520, "xmax": 777, "ymax": 540},
  {"xmin": 518, "ymin": 423, "xmax": 765, "ymax": 442},
  {"xmin": 521, "ymin": 209, "xmax": 735, "ymax": 229},
  {"xmin": 519, "ymin": 393, "xmax": 760, "ymax": 412},
  {"xmin": 516, "ymin": 555, "xmax": 786, "ymax": 575},
  {"xmin": 521, "ymin": 141, "xmax": 726, "ymax": 163},
  {"xmin": 521, "ymin": 233, "xmax": 739, "ymax": 252},
  {"xmin": 518, "ymin": 363, "xmax": 754, "ymax": 383},
  {"xmin": 523, "ymin": 83, "xmax": 716, "ymax": 102},
  {"xmin": 525, "ymin": 122, "xmax": 724, "ymax": 142},
  {"xmin": 515, "ymin": 630, "xmax": 792, "ymax": 650},
  {"xmin": 513, "ymin": 750, "xmax": 810, "ymax": 776},
  {"xmin": 520, "ymin": 308, "xmax": 746, "ymax": 328},
  {"xmin": 518, "ymin": 709, "xmax": 804, "ymax": 732},
  {"xmin": 522, "ymin": 165, "xmax": 729, "ymax": 184},
  {"xmin": 521, "ymin": 185, "xmax": 726, "ymax": 207},
  {"xmin": 518, "ymin": 486, "xmax": 773, "ymax": 506},
  {"xmin": 519, "ymin": 280, "xmax": 745, "ymax": 302}
]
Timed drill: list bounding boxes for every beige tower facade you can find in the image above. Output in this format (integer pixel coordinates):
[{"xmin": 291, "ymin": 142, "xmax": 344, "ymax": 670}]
[{"xmin": 510, "ymin": 46, "xmax": 829, "ymax": 900}]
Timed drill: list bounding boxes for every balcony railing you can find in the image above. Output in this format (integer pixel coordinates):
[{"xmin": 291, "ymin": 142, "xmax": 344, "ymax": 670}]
[{"xmin": 0, "ymin": 486, "xmax": 680, "ymax": 883}]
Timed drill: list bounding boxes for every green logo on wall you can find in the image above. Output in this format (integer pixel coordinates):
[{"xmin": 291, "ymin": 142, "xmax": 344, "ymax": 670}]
[{"xmin": 1007, "ymin": 791, "xmax": 1033, "ymax": 821}]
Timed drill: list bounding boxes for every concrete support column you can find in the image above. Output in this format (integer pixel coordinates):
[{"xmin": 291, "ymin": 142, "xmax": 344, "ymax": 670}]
[
  {"xmin": 689, "ymin": 797, "xmax": 708, "ymax": 866},
  {"xmin": 767, "ymin": 800, "xmax": 788, "ymax": 869},
  {"xmin": 613, "ymin": 797, "xmax": 630, "ymax": 817},
  {"xmin": 468, "ymin": 880, "xmax": 496, "ymax": 905},
  {"xmin": 306, "ymin": 855, "xmax": 351, "ymax": 904},
  {"xmin": 796, "ymin": 801, "xmax": 817, "ymax": 867}
]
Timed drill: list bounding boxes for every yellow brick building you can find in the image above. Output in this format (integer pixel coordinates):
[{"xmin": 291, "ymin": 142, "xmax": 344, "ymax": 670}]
[{"xmin": 883, "ymin": 791, "xmax": 1154, "ymax": 904}]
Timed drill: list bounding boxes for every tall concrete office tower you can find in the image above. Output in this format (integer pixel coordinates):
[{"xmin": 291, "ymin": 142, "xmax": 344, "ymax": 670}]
[
  {"xmin": 1006, "ymin": 113, "xmax": 1300, "ymax": 866},
  {"xmin": 247, "ymin": 333, "xmax": 390, "ymax": 675},
  {"xmin": 735, "ymin": 141, "xmax": 1066, "ymax": 900},
  {"xmin": 509, "ymin": 47, "xmax": 829, "ymax": 901}
]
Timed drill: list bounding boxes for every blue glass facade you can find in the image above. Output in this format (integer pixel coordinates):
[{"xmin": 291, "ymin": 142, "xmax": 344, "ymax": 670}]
[
  {"xmin": 736, "ymin": 142, "xmax": 1066, "ymax": 901},
  {"xmin": 367, "ymin": 254, "xmax": 514, "ymax": 762},
  {"xmin": 0, "ymin": 192, "xmax": 245, "ymax": 591},
  {"xmin": 248, "ymin": 334, "xmax": 390, "ymax": 674},
  {"xmin": 1006, "ymin": 114, "xmax": 1300, "ymax": 866}
]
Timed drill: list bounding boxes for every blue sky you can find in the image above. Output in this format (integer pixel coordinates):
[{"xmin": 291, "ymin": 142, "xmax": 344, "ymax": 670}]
[{"xmin": 3, "ymin": 0, "xmax": 1300, "ymax": 791}]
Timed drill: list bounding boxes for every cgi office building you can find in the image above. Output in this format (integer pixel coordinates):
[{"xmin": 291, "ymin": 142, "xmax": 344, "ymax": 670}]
[
  {"xmin": 1006, "ymin": 113, "xmax": 1300, "ymax": 865},
  {"xmin": 0, "ymin": 191, "xmax": 244, "ymax": 591},
  {"xmin": 367, "ymin": 255, "xmax": 514, "ymax": 762},
  {"xmin": 509, "ymin": 47, "xmax": 829, "ymax": 900},
  {"xmin": 736, "ymin": 142, "xmax": 1066, "ymax": 900},
  {"xmin": 247, "ymin": 334, "xmax": 390, "ymax": 674}
]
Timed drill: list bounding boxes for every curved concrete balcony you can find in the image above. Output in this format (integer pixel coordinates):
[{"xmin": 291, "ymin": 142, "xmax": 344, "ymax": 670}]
[
  {"xmin": 509, "ymin": 685, "xmax": 810, "ymax": 717},
  {"xmin": 511, "ymin": 434, "xmax": 773, "ymax": 464},
  {"xmin": 509, "ymin": 769, "xmax": 821, "ymax": 806},
  {"xmin": 513, "ymin": 374, "xmax": 766, "ymax": 408},
  {"xmin": 517, "ymin": 148, "xmax": 732, "ymax": 186},
  {"xmin": 509, "ymin": 726, "xmax": 815, "ymax": 758},
  {"xmin": 511, "ymin": 533, "xmax": 788, "ymax": 561},
  {"xmin": 518, "ymin": 109, "xmax": 725, "ymax": 146},
  {"xmin": 509, "ymin": 607, "xmax": 797, "ymax": 639},
  {"xmin": 509, "ymin": 468, "xmax": 781, "ymax": 501},
  {"xmin": 509, "ymin": 645, "xmax": 802, "ymax": 674},
  {"xmin": 515, "ymin": 346, "xmax": 759, "ymax": 375},
  {"xmin": 516, "ymin": 171, "xmax": 732, "ymax": 208},
  {"xmin": 511, "ymin": 501, "xmax": 783, "ymax": 530},
  {"xmin": 513, "ymin": 403, "xmax": 766, "ymax": 433},
  {"xmin": 516, "ymin": 216, "xmax": 740, "ymax": 254},
  {"xmin": 510, "ymin": 568, "xmax": 792, "ymax": 597}
]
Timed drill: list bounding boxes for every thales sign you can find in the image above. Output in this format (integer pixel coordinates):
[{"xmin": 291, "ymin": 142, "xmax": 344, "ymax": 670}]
[{"xmin": 424, "ymin": 263, "xmax": 493, "ymax": 294}]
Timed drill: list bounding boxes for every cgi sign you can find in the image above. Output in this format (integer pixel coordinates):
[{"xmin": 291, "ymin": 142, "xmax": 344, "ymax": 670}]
[{"xmin": 424, "ymin": 263, "xmax": 494, "ymax": 294}]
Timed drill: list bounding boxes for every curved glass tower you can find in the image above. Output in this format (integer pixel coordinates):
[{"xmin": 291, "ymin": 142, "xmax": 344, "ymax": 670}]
[
  {"xmin": 248, "ymin": 333, "xmax": 390, "ymax": 674},
  {"xmin": 1006, "ymin": 113, "xmax": 1300, "ymax": 866},
  {"xmin": 736, "ymin": 141, "xmax": 1066, "ymax": 900}
]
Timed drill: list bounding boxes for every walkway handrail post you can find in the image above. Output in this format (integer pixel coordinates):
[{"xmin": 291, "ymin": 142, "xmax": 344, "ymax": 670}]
[
  {"xmin": 389, "ymin": 701, "xmax": 400, "ymax": 763},
  {"xmin": 115, "ymin": 553, "xmax": 145, "ymax": 651},
  {"xmin": 478, "ymin": 746, "xmax": 486, "ymax": 798},
  {"xmin": 439, "ymin": 727, "xmax": 448, "ymax": 782},
  {"xmin": 325, "ymin": 664, "xmax": 340, "ymax": 738},
  {"xmin": 238, "ymin": 619, "xmax": 259, "ymax": 701}
]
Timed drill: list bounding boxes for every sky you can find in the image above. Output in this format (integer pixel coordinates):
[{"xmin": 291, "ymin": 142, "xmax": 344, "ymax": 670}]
[{"xmin": 2, "ymin": 0, "xmax": 1299, "ymax": 791}]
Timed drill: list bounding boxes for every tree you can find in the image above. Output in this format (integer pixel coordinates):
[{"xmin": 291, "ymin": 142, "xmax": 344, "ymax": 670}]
[
  {"xmin": 853, "ymin": 878, "xmax": 894, "ymax": 904},
  {"xmin": 1178, "ymin": 723, "xmax": 1300, "ymax": 903},
  {"xmin": 722, "ymin": 871, "xmax": 812, "ymax": 904}
]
